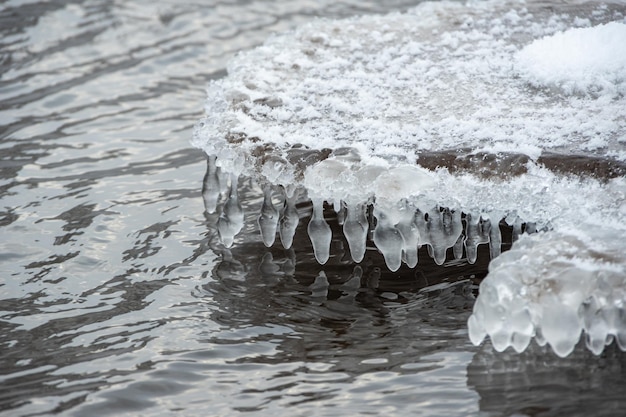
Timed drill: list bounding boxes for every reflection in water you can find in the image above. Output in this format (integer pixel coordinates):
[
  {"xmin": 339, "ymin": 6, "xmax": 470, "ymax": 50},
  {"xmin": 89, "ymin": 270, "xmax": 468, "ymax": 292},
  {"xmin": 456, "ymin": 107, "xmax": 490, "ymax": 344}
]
[
  {"xmin": 468, "ymin": 342, "xmax": 626, "ymax": 417},
  {"xmin": 188, "ymin": 158, "xmax": 626, "ymax": 416}
]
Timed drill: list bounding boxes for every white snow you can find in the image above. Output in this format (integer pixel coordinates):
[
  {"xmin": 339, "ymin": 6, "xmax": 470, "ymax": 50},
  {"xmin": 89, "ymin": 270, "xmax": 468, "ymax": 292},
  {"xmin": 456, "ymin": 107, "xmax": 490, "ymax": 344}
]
[
  {"xmin": 516, "ymin": 22, "xmax": 626, "ymax": 97},
  {"xmin": 193, "ymin": 0, "xmax": 626, "ymax": 357}
]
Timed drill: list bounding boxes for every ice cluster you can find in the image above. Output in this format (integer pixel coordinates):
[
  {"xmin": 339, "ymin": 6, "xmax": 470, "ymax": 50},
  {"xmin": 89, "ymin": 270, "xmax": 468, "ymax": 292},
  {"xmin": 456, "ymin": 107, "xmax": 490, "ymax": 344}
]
[
  {"xmin": 193, "ymin": 0, "xmax": 626, "ymax": 356},
  {"xmin": 468, "ymin": 228, "xmax": 626, "ymax": 357},
  {"xmin": 203, "ymin": 155, "xmax": 508, "ymax": 270}
]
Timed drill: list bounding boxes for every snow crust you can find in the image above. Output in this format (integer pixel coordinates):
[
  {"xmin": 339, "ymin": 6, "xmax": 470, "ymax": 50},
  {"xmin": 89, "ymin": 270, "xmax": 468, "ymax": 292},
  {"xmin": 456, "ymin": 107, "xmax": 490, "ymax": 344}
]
[
  {"xmin": 193, "ymin": 0, "xmax": 626, "ymax": 181},
  {"xmin": 193, "ymin": 0, "xmax": 626, "ymax": 356}
]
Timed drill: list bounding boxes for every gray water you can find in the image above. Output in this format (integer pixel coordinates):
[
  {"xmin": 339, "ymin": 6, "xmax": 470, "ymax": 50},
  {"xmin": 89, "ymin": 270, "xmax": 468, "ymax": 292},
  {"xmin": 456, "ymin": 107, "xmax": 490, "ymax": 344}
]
[{"xmin": 1, "ymin": 1, "xmax": 626, "ymax": 416}]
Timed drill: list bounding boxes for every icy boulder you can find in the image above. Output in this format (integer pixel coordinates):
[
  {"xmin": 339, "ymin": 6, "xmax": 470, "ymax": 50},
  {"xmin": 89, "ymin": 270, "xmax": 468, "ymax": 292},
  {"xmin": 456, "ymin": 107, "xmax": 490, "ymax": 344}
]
[
  {"xmin": 468, "ymin": 227, "xmax": 626, "ymax": 357},
  {"xmin": 193, "ymin": 0, "xmax": 626, "ymax": 334}
]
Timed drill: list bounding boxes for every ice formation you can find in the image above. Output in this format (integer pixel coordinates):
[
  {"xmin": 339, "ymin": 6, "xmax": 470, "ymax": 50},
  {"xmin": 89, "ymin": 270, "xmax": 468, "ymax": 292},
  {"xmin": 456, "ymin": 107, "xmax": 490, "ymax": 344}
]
[
  {"xmin": 193, "ymin": 0, "xmax": 626, "ymax": 356},
  {"xmin": 468, "ymin": 227, "xmax": 626, "ymax": 358}
]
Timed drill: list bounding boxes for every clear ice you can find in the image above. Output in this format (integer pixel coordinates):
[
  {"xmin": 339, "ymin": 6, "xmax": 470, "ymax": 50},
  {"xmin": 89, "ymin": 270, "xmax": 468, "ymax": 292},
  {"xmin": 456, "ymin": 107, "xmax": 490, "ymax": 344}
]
[
  {"xmin": 202, "ymin": 155, "xmax": 228, "ymax": 215},
  {"xmin": 194, "ymin": 0, "xmax": 626, "ymax": 357},
  {"xmin": 279, "ymin": 193, "xmax": 299, "ymax": 250},
  {"xmin": 203, "ymin": 167, "xmax": 508, "ymax": 269},
  {"xmin": 468, "ymin": 228, "xmax": 626, "ymax": 357},
  {"xmin": 372, "ymin": 205, "xmax": 405, "ymax": 272},
  {"xmin": 416, "ymin": 207, "xmax": 463, "ymax": 266},
  {"xmin": 258, "ymin": 186, "xmax": 279, "ymax": 247},
  {"xmin": 308, "ymin": 199, "xmax": 332, "ymax": 264},
  {"xmin": 343, "ymin": 203, "xmax": 368, "ymax": 263},
  {"xmin": 216, "ymin": 174, "xmax": 244, "ymax": 248}
]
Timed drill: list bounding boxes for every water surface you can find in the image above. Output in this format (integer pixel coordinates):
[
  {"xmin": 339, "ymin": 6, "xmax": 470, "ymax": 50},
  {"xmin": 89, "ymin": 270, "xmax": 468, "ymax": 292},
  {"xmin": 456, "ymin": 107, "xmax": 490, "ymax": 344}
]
[{"xmin": 1, "ymin": 1, "xmax": 625, "ymax": 416}]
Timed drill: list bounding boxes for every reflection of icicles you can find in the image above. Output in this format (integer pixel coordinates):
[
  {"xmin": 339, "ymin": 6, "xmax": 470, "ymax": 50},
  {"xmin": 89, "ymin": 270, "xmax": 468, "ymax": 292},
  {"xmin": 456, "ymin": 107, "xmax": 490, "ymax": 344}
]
[
  {"xmin": 337, "ymin": 266, "xmax": 363, "ymax": 301},
  {"xmin": 416, "ymin": 207, "xmax": 463, "ymax": 266},
  {"xmin": 339, "ymin": 265, "xmax": 363, "ymax": 293},
  {"xmin": 217, "ymin": 174, "xmax": 244, "ymax": 248},
  {"xmin": 215, "ymin": 249, "xmax": 245, "ymax": 281},
  {"xmin": 308, "ymin": 199, "xmax": 332, "ymax": 264},
  {"xmin": 464, "ymin": 212, "xmax": 491, "ymax": 264},
  {"xmin": 310, "ymin": 270, "xmax": 330, "ymax": 298},
  {"xmin": 258, "ymin": 186, "xmax": 279, "ymax": 247},
  {"xmin": 279, "ymin": 192, "xmax": 299, "ymax": 249},
  {"xmin": 372, "ymin": 206, "xmax": 404, "ymax": 272},
  {"xmin": 259, "ymin": 252, "xmax": 280, "ymax": 276},
  {"xmin": 366, "ymin": 266, "xmax": 382, "ymax": 289},
  {"xmin": 343, "ymin": 203, "xmax": 369, "ymax": 263},
  {"xmin": 258, "ymin": 251, "xmax": 296, "ymax": 283}
]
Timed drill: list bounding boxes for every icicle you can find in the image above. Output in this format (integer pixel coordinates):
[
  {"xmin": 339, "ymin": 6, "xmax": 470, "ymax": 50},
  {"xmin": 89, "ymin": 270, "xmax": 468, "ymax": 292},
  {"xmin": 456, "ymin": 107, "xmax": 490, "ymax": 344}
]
[
  {"xmin": 464, "ymin": 212, "xmax": 491, "ymax": 264},
  {"xmin": 202, "ymin": 155, "xmax": 222, "ymax": 214},
  {"xmin": 453, "ymin": 234, "xmax": 464, "ymax": 259},
  {"xmin": 395, "ymin": 202, "xmax": 419, "ymax": 268},
  {"xmin": 343, "ymin": 203, "xmax": 369, "ymax": 263},
  {"xmin": 217, "ymin": 174, "xmax": 244, "ymax": 248},
  {"xmin": 415, "ymin": 207, "xmax": 463, "ymax": 265},
  {"xmin": 218, "ymin": 164, "xmax": 230, "ymax": 195},
  {"xmin": 284, "ymin": 183, "xmax": 297, "ymax": 199},
  {"xmin": 525, "ymin": 222, "xmax": 537, "ymax": 234},
  {"xmin": 489, "ymin": 217, "xmax": 502, "ymax": 259},
  {"xmin": 511, "ymin": 216, "xmax": 523, "ymax": 242},
  {"xmin": 308, "ymin": 199, "xmax": 332, "ymax": 264},
  {"xmin": 336, "ymin": 201, "xmax": 346, "ymax": 226},
  {"xmin": 373, "ymin": 205, "xmax": 403, "ymax": 272},
  {"xmin": 258, "ymin": 185, "xmax": 279, "ymax": 247},
  {"xmin": 333, "ymin": 199, "xmax": 342, "ymax": 213},
  {"xmin": 279, "ymin": 191, "xmax": 299, "ymax": 249}
]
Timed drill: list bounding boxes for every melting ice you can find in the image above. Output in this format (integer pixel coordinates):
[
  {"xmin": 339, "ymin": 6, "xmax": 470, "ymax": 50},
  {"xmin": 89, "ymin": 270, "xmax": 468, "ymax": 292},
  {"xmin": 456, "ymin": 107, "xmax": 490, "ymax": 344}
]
[{"xmin": 193, "ymin": 0, "xmax": 626, "ymax": 357}]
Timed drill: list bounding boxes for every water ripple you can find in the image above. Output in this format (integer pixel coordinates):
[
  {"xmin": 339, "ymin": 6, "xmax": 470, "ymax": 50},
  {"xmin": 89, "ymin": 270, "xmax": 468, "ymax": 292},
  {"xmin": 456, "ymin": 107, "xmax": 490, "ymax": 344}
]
[{"xmin": 2, "ymin": 0, "xmax": 626, "ymax": 416}]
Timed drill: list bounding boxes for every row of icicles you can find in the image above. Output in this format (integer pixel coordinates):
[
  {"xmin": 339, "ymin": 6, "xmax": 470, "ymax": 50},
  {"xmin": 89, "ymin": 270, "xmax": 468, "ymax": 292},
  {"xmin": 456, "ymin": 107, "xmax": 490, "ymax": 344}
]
[{"xmin": 203, "ymin": 156, "xmax": 531, "ymax": 271}]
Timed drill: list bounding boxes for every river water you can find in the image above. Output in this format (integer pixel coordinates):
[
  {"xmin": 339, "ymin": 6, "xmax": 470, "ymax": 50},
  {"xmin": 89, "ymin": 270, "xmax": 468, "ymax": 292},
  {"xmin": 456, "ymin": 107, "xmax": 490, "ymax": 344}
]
[{"xmin": 1, "ymin": 1, "xmax": 625, "ymax": 416}]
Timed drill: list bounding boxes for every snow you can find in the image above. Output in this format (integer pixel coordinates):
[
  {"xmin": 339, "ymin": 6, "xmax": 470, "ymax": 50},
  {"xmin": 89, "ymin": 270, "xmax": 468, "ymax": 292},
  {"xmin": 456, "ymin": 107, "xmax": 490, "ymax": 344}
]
[
  {"xmin": 193, "ymin": 0, "xmax": 626, "ymax": 356},
  {"xmin": 516, "ymin": 22, "xmax": 626, "ymax": 97}
]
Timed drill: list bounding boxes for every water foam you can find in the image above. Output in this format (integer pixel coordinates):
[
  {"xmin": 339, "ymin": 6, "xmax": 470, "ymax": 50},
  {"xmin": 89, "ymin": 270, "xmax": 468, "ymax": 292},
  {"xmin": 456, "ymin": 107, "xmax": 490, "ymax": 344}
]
[{"xmin": 193, "ymin": 0, "xmax": 626, "ymax": 356}]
